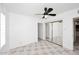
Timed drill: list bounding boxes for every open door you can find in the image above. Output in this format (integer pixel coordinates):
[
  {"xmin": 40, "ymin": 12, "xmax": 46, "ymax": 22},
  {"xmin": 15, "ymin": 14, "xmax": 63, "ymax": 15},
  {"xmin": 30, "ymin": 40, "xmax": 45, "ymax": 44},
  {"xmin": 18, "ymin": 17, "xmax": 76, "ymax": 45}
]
[{"xmin": 73, "ymin": 17, "xmax": 79, "ymax": 50}]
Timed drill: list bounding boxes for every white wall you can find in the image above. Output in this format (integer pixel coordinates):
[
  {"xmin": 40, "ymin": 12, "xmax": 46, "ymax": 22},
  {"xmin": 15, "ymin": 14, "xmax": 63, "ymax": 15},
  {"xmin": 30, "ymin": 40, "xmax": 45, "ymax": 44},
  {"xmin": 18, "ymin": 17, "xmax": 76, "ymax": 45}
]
[
  {"xmin": 8, "ymin": 13, "xmax": 38, "ymax": 49},
  {"xmin": 0, "ymin": 4, "xmax": 39, "ymax": 51},
  {"xmin": 44, "ymin": 8, "xmax": 79, "ymax": 50}
]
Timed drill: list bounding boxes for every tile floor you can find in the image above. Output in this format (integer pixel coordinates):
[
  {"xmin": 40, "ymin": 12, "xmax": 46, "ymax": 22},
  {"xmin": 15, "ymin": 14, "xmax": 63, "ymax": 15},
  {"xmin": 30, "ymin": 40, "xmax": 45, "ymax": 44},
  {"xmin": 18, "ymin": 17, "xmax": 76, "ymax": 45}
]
[{"xmin": 0, "ymin": 40, "xmax": 79, "ymax": 55}]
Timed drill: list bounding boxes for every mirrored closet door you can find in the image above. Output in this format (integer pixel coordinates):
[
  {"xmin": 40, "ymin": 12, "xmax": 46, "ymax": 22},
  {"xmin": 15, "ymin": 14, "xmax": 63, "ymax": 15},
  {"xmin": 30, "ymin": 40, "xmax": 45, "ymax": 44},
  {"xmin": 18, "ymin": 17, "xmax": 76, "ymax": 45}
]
[{"xmin": 52, "ymin": 21, "xmax": 63, "ymax": 46}]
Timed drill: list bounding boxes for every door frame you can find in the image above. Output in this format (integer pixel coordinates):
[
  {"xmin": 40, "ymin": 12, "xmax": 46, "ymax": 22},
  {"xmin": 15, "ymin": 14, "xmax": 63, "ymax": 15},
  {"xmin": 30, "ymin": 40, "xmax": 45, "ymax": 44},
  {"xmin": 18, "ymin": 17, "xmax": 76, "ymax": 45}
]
[
  {"xmin": 73, "ymin": 17, "xmax": 79, "ymax": 47},
  {"xmin": 46, "ymin": 20, "xmax": 63, "ymax": 46}
]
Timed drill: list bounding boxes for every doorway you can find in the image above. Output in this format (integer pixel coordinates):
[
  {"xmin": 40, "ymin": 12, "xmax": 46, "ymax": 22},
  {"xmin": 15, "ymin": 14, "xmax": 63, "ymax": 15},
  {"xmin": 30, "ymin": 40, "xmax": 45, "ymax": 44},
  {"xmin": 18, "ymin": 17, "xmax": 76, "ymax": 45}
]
[
  {"xmin": 73, "ymin": 17, "xmax": 79, "ymax": 50},
  {"xmin": 38, "ymin": 23, "xmax": 43, "ymax": 41}
]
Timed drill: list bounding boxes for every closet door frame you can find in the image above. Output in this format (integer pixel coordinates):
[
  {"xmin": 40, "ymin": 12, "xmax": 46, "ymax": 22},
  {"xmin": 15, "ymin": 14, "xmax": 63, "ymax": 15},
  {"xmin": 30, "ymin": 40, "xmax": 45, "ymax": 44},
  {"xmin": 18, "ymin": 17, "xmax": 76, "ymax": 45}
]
[{"xmin": 46, "ymin": 20, "xmax": 63, "ymax": 46}]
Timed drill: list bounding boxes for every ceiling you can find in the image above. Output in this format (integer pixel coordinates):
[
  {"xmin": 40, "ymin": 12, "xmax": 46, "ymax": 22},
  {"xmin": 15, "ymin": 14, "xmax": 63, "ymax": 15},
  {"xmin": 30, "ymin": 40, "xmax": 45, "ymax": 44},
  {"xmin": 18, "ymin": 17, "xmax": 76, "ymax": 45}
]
[{"xmin": 1, "ymin": 3, "xmax": 79, "ymax": 16}]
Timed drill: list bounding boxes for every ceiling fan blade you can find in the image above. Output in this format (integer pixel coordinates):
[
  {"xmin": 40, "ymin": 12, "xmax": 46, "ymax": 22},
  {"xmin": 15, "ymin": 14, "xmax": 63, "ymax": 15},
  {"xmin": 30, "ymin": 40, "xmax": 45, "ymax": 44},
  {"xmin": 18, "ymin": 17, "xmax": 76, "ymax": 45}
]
[
  {"xmin": 44, "ymin": 7, "xmax": 47, "ymax": 12},
  {"xmin": 48, "ymin": 14, "xmax": 56, "ymax": 16},
  {"xmin": 42, "ymin": 15, "xmax": 45, "ymax": 19},
  {"xmin": 47, "ymin": 8, "xmax": 53, "ymax": 13}
]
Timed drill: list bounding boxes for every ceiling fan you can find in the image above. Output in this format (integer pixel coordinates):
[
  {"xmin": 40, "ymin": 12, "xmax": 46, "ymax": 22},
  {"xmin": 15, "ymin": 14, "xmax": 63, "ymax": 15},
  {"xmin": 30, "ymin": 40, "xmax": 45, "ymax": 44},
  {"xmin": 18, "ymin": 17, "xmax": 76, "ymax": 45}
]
[{"xmin": 36, "ymin": 7, "xmax": 56, "ymax": 19}]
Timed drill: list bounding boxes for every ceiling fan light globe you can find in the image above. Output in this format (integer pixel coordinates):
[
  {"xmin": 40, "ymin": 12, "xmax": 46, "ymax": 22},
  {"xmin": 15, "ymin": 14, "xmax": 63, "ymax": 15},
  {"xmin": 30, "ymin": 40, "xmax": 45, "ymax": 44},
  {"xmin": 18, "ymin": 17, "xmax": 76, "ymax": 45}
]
[{"xmin": 45, "ymin": 15, "xmax": 48, "ymax": 18}]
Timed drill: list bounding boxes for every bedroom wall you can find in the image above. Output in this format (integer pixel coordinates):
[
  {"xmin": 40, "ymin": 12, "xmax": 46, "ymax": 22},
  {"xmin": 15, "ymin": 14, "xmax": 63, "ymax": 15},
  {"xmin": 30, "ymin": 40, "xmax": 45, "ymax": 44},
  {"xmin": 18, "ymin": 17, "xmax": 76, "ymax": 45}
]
[
  {"xmin": 8, "ymin": 13, "xmax": 38, "ymax": 49},
  {"xmin": 0, "ymin": 4, "xmax": 39, "ymax": 51}
]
